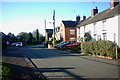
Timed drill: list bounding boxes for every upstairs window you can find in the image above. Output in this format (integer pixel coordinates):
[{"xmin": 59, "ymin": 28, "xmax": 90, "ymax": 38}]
[
  {"xmin": 93, "ymin": 23, "xmax": 96, "ymax": 32},
  {"xmin": 70, "ymin": 29, "xmax": 75, "ymax": 35},
  {"xmin": 102, "ymin": 20, "xmax": 106, "ymax": 31}
]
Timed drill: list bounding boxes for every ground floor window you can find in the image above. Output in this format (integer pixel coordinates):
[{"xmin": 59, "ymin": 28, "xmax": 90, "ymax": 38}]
[
  {"xmin": 97, "ymin": 35, "xmax": 102, "ymax": 40},
  {"xmin": 103, "ymin": 33, "xmax": 107, "ymax": 40},
  {"xmin": 69, "ymin": 37, "xmax": 76, "ymax": 41},
  {"xmin": 94, "ymin": 34, "xmax": 97, "ymax": 41}
]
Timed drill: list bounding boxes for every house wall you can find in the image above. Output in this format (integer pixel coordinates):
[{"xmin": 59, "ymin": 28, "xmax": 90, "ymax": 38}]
[
  {"xmin": 106, "ymin": 16, "xmax": 118, "ymax": 45},
  {"xmin": 55, "ymin": 32, "xmax": 60, "ymax": 41},
  {"xmin": 65, "ymin": 27, "xmax": 77, "ymax": 41},
  {"xmin": 77, "ymin": 15, "xmax": 119, "ymax": 47},
  {"xmin": 118, "ymin": 14, "xmax": 120, "ymax": 47},
  {"xmin": 60, "ymin": 23, "xmax": 65, "ymax": 41}
]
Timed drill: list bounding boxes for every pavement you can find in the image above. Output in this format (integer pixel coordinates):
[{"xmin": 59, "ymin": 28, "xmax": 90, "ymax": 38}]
[{"xmin": 2, "ymin": 46, "xmax": 46, "ymax": 80}]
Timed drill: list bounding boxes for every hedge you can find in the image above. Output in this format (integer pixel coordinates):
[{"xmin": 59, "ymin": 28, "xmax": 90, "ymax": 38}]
[{"xmin": 81, "ymin": 40, "xmax": 120, "ymax": 59}]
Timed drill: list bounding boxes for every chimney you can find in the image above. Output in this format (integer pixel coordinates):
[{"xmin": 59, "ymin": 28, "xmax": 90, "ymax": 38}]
[
  {"xmin": 76, "ymin": 15, "xmax": 80, "ymax": 22},
  {"xmin": 91, "ymin": 7, "xmax": 98, "ymax": 17},
  {"xmin": 83, "ymin": 15, "xmax": 86, "ymax": 20},
  {"xmin": 110, "ymin": 0, "xmax": 119, "ymax": 8}
]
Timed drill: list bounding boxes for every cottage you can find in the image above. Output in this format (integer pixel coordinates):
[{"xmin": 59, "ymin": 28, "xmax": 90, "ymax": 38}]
[{"xmin": 77, "ymin": 0, "xmax": 120, "ymax": 47}]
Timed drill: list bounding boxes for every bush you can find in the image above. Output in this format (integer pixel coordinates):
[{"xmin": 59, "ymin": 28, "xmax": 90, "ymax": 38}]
[
  {"xmin": 2, "ymin": 42, "xmax": 7, "ymax": 49},
  {"xmin": 81, "ymin": 40, "xmax": 120, "ymax": 59},
  {"xmin": 61, "ymin": 46, "xmax": 81, "ymax": 52},
  {"xmin": 54, "ymin": 40, "xmax": 60, "ymax": 44},
  {"xmin": 70, "ymin": 47, "xmax": 81, "ymax": 52}
]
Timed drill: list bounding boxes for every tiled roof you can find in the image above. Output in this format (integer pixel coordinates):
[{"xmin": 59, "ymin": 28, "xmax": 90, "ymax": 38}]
[
  {"xmin": 62, "ymin": 21, "xmax": 78, "ymax": 27},
  {"xmin": 77, "ymin": 4, "xmax": 120, "ymax": 27}
]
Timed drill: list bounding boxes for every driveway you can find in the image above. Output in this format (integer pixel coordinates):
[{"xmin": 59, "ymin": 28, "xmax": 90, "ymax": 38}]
[{"xmin": 21, "ymin": 45, "xmax": 119, "ymax": 80}]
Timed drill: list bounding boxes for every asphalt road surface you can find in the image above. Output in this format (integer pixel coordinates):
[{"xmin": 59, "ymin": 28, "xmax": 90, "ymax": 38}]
[{"xmin": 20, "ymin": 45, "xmax": 119, "ymax": 80}]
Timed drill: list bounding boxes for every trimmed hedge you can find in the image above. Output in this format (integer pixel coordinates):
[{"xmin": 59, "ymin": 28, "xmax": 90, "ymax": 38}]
[{"xmin": 81, "ymin": 40, "xmax": 120, "ymax": 59}]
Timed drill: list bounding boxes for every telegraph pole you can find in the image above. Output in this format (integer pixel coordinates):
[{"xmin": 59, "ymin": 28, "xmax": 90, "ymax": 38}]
[
  {"xmin": 53, "ymin": 10, "xmax": 55, "ymax": 46},
  {"xmin": 44, "ymin": 19, "xmax": 46, "ymax": 41}
]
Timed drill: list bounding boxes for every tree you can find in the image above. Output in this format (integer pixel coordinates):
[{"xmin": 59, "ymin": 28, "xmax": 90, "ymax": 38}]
[
  {"xmin": 84, "ymin": 32, "xmax": 92, "ymax": 42},
  {"xmin": 17, "ymin": 32, "xmax": 29, "ymax": 42},
  {"xmin": 28, "ymin": 32, "xmax": 33, "ymax": 44},
  {"xmin": 1, "ymin": 32, "xmax": 6, "ymax": 42},
  {"xmin": 36, "ymin": 29, "xmax": 39, "ymax": 42},
  {"xmin": 39, "ymin": 34, "xmax": 45, "ymax": 42},
  {"xmin": 7, "ymin": 33, "xmax": 18, "ymax": 43},
  {"xmin": 8, "ymin": 33, "xmax": 15, "ymax": 37}
]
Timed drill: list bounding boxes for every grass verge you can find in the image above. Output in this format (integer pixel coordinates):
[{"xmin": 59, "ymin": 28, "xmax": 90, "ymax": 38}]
[{"xmin": 0, "ymin": 62, "xmax": 11, "ymax": 80}]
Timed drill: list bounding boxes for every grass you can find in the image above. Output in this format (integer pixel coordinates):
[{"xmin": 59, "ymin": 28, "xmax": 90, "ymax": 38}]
[{"xmin": 0, "ymin": 62, "xmax": 11, "ymax": 80}]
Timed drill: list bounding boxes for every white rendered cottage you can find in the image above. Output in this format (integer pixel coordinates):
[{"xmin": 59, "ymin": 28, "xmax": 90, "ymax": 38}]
[{"xmin": 77, "ymin": 0, "xmax": 120, "ymax": 47}]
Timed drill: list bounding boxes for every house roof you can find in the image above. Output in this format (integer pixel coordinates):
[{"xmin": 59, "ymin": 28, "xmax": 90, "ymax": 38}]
[
  {"xmin": 62, "ymin": 21, "xmax": 78, "ymax": 27},
  {"xmin": 77, "ymin": 4, "xmax": 120, "ymax": 27},
  {"xmin": 46, "ymin": 29, "xmax": 53, "ymax": 33}
]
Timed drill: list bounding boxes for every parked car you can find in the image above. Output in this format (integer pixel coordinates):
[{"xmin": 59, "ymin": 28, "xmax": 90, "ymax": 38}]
[
  {"xmin": 57, "ymin": 41, "xmax": 75, "ymax": 48},
  {"xmin": 64, "ymin": 42, "xmax": 81, "ymax": 48},
  {"xmin": 54, "ymin": 41, "xmax": 66, "ymax": 48},
  {"xmin": 11, "ymin": 42, "xmax": 23, "ymax": 47}
]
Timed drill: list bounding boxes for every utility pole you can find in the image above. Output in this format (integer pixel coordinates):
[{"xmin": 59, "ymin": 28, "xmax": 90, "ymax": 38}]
[
  {"xmin": 53, "ymin": 10, "xmax": 55, "ymax": 46},
  {"xmin": 44, "ymin": 19, "xmax": 46, "ymax": 41}
]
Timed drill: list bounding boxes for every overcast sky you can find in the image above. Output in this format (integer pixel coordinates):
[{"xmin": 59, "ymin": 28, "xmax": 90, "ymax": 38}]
[{"xmin": 1, "ymin": 0, "xmax": 110, "ymax": 36}]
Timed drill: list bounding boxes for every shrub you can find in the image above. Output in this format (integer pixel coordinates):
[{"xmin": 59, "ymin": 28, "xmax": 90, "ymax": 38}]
[
  {"xmin": 81, "ymin": 40, "xmax": 120, "ymax": 59},
  {"xmin": 2, "ymin": 42, "xmax": 7, "ymax": 49},
  {"xmin": 54, "ymin": 40, "xmax": 60, "ymax": 44}
]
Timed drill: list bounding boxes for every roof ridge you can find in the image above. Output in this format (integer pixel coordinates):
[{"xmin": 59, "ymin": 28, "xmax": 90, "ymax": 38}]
[{"xmin": 77, "ymin": 4, "xmax": 120, "ymax": 27}]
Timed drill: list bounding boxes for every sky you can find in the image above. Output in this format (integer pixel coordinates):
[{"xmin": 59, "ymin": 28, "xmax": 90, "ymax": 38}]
[{"xmin": 1, "ymin": 0, "xmax": 110, "ymax": 36}]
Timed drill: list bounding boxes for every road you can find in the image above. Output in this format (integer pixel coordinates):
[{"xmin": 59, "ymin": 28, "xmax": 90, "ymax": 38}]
[{"xmin": 20, "ymin": 45, "xmax": 119, "ymax": 80}]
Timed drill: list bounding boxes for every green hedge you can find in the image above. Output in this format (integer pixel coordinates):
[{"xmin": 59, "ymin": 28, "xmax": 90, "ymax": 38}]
[{"xmin": 81, "ymin": 40, "xmax": 120, "ymax": 59}]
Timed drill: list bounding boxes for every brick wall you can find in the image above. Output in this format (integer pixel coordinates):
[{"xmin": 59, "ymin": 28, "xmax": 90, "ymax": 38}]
[{"xmin": 64, "ymin": 27, "xmax": 77, "ymax": 41}]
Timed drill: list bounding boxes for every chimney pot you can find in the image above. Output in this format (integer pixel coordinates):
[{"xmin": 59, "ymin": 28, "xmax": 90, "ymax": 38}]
[
  {"xmin": 91, "ymin": 7, "xmax": 98, "ymax": 17},
  {"xmin": 83, "ymin": 15, "xmax": 86, "ymax": 20},
  {"xmin": 110, "ymin": 0, "xmax": 119, "ymax": 8},
  {"xmin": 76, "ymin": 15, "xmax": 80, "ymax": 22}
]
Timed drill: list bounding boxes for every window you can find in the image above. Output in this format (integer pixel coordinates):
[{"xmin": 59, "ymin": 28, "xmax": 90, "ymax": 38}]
[
  {"xmin": 70, "ymin": 29, "xmax": 75, "ymax": 35},
  {"xmin": 93, "ymin": 23, "xmax": 96, "ymax": 32},
  {"xmin": 84, "ymin": 26, "xmax": 86, "ymax": 33},
  {"xmin": 102, "ymin": 20, "xmax": 106, "ymax": 31},
  {"xmin": 94, "ymin": 34, "xmax": 97, "ymax": 41},
  {"xmin": 103, "ymin": 33, "xmax": 107, "ymax": 40},
  {"xmin": 97, "ymin": 35, "xmax": 101, "ymax": 40},
  {"xmin": 70, "ymin": 37, "xmax": 76, "ymax": 41}
]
